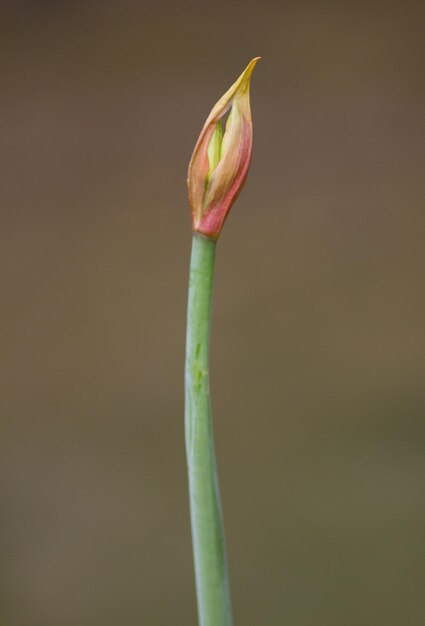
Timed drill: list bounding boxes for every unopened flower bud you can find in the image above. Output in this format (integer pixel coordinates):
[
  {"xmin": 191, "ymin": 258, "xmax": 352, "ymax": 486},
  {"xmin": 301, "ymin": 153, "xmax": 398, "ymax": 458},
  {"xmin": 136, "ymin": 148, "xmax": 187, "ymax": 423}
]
[{"xmin": 187, "ymin": 57, "xmax": 260, "ymax": 240}]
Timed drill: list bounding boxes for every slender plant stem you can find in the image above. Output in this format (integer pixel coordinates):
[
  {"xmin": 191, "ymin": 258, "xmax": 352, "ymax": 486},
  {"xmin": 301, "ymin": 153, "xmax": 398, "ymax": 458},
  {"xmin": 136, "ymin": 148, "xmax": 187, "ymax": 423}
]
[{"xmin": 185, "ymin": 233, "xmax": 233, "ymax": 626}]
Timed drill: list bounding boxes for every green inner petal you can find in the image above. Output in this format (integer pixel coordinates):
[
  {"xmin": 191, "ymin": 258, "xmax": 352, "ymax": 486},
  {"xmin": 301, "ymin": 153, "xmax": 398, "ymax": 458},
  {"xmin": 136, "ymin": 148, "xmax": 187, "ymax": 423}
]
[{"xmin": 206, "ymin": 121, "xmax": 223, "ymax": 187}]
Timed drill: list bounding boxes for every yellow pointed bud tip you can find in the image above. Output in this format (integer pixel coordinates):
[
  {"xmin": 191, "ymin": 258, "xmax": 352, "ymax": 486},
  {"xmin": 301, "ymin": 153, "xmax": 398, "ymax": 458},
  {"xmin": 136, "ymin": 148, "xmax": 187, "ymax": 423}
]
[
  {"xmin": 187, "ymin": 57, "xmax": 261, "ymax": 240},
  {"xmin": 237, "ymin": 56, "xmax": 261, "ymax": 93}
]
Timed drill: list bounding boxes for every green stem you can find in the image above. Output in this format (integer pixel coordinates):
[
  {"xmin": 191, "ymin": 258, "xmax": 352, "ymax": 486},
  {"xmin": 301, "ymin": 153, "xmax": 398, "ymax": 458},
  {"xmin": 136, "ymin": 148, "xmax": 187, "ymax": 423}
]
[{"xmin": 185, "ymin": 233, "xmax": 233, "ymax": 626}]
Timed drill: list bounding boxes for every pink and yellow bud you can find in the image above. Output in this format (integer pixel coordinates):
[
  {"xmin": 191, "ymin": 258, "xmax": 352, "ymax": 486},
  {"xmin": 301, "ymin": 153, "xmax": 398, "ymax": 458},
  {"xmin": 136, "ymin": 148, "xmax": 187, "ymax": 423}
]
[{"xmin": 187, "ymin": 57, "xmax": 260, "ymax": 240}]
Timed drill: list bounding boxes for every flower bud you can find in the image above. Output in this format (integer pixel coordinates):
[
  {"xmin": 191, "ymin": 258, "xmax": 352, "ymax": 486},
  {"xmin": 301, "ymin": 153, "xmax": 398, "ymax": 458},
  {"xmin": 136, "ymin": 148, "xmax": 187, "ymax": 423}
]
[{"xmin": 187, "ymin": 57, "xmax": 260, "ymax": 240}]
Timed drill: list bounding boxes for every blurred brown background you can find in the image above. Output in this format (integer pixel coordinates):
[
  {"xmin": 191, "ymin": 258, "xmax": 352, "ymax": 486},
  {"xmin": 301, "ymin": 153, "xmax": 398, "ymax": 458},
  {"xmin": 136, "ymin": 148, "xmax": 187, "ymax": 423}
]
[{"xmin": 1, "ymin": 1, "xmax": 425, "ymax": 624}]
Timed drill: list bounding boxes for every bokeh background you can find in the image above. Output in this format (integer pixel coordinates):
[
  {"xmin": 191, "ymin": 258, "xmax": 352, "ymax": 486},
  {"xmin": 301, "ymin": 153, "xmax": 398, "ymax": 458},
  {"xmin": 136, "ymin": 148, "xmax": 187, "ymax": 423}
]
[{"xmin": 1, "ymin": 1, "xmax": 425, "ymax": 624}]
